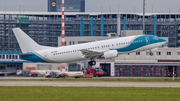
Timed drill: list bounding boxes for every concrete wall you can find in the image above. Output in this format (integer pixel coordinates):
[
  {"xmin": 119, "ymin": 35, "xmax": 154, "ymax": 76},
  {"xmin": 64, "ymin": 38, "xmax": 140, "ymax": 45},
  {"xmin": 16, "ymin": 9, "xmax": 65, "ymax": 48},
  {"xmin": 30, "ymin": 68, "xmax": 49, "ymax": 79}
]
[{"xmin": 122, "ymin": 30, "xmax": 143, "ymax": 37}]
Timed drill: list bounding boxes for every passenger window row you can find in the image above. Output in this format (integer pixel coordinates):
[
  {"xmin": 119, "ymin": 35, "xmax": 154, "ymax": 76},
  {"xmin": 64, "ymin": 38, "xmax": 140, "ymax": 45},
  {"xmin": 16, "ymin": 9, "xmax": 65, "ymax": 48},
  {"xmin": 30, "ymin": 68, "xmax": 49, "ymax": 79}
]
[
  {"xmin": 53, "ymin": 46, "xmax": 100, "ymax": 55},
  {"xmin": 115, "ymin": 40, "xmax": 142, "ymax": 46},
  {"xmin": 53, "ymin": 40, "xmax": 142, "ymax": 56}
]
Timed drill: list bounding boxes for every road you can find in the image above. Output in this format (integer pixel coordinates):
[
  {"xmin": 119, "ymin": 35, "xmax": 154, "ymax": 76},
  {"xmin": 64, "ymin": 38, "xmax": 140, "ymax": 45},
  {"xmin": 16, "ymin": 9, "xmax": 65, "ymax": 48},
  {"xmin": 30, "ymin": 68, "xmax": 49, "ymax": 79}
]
[{"xmin": 0, "ymin": 81, "xmax": 179, "ymax": 87}]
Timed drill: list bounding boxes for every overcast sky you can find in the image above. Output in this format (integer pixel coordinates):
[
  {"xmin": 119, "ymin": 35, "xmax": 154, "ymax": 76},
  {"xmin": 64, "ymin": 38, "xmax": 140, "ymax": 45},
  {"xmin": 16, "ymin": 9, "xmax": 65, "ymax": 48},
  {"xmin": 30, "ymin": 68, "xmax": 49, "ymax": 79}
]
[{"xmin": 0, "ymin": 0, "xmax": 180, "ymax": 13}]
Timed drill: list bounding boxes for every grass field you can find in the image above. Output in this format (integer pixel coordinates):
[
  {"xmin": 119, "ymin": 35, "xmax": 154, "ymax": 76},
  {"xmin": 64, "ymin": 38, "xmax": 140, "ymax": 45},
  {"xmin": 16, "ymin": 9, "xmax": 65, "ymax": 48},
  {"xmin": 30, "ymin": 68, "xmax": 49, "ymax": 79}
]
[
  {"xmin": 1, "ymin": 78, "xmax": 180, "ymax": 82},
  {"xmin": 0, "ymin": 87, "xmax": 179, "ymax": 101}
]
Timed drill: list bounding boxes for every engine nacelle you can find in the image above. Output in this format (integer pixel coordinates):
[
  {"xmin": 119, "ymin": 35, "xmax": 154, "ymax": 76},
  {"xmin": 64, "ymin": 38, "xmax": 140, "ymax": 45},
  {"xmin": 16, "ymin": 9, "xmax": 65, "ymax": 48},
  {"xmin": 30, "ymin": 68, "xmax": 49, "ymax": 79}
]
[{"xmin": 102, "ymin": 50, "xmax": 118, "ymax": 59}]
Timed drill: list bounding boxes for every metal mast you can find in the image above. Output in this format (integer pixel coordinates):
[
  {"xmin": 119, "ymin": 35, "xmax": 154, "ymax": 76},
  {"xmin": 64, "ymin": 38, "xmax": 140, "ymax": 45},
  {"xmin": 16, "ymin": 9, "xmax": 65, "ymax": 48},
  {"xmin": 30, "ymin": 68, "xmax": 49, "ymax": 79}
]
[{"xmin": 62, "ymin": 0, "xmax": 65, "ymax": 46}]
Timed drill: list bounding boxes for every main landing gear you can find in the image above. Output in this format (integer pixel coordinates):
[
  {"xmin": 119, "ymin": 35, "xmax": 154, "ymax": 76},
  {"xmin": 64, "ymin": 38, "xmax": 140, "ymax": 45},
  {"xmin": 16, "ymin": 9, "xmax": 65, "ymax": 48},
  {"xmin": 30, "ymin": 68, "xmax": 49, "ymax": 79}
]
[
  {"xmin": 150, "ymin": 51, "xmax": 153, "ymax": 56},
  {"xmin": 88, "ymin": 58, "xmax": 96, "ymax": 66},
  {"xmin": 150, "ymin": 48, "xmax": 157, "ymax": 56}
]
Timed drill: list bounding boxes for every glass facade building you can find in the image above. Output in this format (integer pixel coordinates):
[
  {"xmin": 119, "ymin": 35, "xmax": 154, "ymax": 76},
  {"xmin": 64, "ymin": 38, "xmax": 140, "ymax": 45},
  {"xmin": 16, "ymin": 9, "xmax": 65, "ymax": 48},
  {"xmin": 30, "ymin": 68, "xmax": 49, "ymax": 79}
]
[
  {"xmin": 48, "ymin": 0, "xmax": 85, "ymax": 12},
  {"xmin": 0, "ymin": 12, "xmax": 180, "ymax": 51}
]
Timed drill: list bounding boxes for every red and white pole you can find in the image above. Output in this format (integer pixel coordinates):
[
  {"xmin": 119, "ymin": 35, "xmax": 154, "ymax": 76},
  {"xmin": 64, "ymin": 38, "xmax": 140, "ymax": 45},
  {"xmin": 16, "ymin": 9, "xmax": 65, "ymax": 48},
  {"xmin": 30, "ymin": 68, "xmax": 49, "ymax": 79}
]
[{"xmin": 61, "ymin": 0, "xmax": 65, "ymax": 46}]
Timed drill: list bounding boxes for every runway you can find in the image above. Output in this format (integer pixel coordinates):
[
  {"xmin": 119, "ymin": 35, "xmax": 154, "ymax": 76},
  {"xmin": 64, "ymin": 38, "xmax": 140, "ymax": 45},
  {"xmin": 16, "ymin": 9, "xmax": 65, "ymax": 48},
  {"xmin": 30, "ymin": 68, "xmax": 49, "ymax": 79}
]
[{"xmin": 0, "ymin": 81, "xmax": 179, "ymax": 87}]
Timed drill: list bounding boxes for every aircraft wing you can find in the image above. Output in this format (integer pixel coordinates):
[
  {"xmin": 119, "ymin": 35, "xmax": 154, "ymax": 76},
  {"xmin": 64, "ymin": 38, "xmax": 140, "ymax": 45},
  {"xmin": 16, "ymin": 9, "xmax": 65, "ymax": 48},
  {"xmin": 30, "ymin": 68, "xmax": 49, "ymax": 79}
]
[{"xmin": 81, "ymin": 49, "xmax": 103, "ymax": 59}]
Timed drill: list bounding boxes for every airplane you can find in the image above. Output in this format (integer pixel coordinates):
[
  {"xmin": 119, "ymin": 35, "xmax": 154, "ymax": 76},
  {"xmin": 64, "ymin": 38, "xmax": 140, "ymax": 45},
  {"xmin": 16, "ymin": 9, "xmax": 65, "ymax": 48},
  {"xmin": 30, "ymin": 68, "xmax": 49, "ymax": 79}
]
[{"xmin": 12, "ymin": 28, "xmax": 166, "ymax": 66}]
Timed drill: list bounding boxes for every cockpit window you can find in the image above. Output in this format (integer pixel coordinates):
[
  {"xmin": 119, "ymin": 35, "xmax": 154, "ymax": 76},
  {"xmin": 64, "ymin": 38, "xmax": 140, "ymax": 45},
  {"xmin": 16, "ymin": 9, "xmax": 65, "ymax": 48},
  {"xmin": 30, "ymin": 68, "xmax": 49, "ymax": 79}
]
[{"xmin": 153, "ymin": 36, "xmax": 158, "ymax": 40}]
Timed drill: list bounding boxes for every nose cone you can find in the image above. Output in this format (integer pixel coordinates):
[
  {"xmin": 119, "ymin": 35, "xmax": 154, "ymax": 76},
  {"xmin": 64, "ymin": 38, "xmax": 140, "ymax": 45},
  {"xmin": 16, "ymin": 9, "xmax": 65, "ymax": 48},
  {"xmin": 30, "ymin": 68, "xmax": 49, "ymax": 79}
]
[{"xmin": 159, "ymin": 38, "xmax": 166, "ymax": 43}]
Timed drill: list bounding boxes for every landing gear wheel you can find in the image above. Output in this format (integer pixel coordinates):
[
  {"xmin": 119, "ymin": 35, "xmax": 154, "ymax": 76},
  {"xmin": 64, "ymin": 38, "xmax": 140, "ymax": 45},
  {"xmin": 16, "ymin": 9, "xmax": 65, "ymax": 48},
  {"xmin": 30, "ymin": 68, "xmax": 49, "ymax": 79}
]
[
  {"xmin": 150, "ymin": 52, "xmax": 153, "ymax": 56},
  {"xmin": 88, "ymin": 61, "xmax": 96, "ymax": 66}
]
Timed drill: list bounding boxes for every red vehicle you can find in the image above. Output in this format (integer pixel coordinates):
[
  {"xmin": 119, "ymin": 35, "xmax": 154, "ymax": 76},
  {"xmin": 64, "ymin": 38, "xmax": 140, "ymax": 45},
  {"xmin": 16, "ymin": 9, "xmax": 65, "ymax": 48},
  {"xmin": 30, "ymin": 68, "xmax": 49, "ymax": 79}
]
[
  {"xmin": 86, "ymin": 68, "xmax": 106, "ymax": 77},
  {"xmin": 168, "ymin": 72, "xmax": 176, "ymax": 77}
]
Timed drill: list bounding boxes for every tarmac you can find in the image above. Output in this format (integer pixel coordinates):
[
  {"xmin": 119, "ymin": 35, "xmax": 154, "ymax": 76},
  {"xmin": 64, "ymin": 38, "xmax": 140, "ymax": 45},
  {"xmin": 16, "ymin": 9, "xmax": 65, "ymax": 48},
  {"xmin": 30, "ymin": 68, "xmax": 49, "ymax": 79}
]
[
  {"xmin": 0, "ymin": 77, "xmax": 179, "ymax": 87},
  {"xmin": 0, "ymin": 81, "xmax": 179, "ymax": 87}
]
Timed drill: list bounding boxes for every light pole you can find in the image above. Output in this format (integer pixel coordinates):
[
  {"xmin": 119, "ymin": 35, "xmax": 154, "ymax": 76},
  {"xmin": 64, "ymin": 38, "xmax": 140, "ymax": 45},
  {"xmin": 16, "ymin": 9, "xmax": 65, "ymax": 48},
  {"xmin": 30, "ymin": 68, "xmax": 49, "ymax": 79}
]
[
  {"xmin": 151, "ymin": 5, "xmax": 153, "ymax": 15},
  {"xmin": 101, "ymin": 6, "xmax": 102, "ymax": 14},
  {"xmin": 118, "ymin": 5, "xmax": 119, "ymax": 14},
  {"xmin": 143, "ymin": 0, "xmax": 145, "ymax": 35},
  {"xmin": 169, "ymin": 8, "xmax": 171, "ymax": 20},
  {"xmin": 178, "ymin": 7, "xmax": 180, "ymax": 19},
  {"xmin": 23, "ymin": 6, "xmax": 25, "ymax": 14},
  {"xmin": 126, "ymin": 8, "xmax": 127, "ymax": 18},
  {"xmin": 5, "ymin": 6, "xmax": 6, "ymax": 14},
  {"xmin": 19, "ymin": 5, "xmax": 21, "ymax": 14},
  {"xmin": 109, "ymin": 6, "xmax": 111, "ymax": 14},
  {"xmin": 134, "ymin": 7, "xmax": 136, "ymax": 19}
]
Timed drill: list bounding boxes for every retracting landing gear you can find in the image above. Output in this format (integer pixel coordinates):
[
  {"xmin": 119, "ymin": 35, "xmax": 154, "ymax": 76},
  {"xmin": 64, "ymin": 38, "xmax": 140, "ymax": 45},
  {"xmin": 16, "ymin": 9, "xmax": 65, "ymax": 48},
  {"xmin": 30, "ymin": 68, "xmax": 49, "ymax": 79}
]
[
  {"xmin": 150, "ymin": 52, "xmax": 153, "ymax": 56},
  {"xmin": 150, "ymin": 48, "xmax": 157, "ymax": 56},
  {"xmin": 150, "ymin": 51, "xmax": 153, "ymax": 56},
  {"xmin": 88, "ymin": 58, "xmax": 96, "ymax": 66}
]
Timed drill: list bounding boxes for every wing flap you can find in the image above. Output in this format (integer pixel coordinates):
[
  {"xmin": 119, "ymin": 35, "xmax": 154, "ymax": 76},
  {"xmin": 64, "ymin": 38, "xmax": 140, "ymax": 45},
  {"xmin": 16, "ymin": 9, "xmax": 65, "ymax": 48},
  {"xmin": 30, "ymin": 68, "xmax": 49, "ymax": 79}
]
[{"xmin": 81, "ymin": 49, "xmax": 103, "ymax": 59}]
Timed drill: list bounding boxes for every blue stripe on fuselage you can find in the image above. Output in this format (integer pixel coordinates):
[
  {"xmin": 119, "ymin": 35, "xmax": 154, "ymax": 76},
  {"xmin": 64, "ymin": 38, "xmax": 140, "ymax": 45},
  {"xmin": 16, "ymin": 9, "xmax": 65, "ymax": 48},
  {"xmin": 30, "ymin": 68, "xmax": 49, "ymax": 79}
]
[
  {"xmin": 116, "ymin": 35, "xmax": 158, "ymax": 52},
  {"xmin": 19, "ymin": 52, "xmax": 48, "ymax": 62}
]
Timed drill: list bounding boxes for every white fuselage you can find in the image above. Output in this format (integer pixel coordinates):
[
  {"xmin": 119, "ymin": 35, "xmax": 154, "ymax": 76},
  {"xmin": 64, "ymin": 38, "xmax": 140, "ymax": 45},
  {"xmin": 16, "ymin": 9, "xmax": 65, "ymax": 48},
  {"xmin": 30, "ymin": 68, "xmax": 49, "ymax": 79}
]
[
  {"xmin": 13, "ymin": 28, "xmax": 166, "ymax": 63},
  {"xmin": 26, "ymin": 35, "xmax": 166, "ymax": 63}
]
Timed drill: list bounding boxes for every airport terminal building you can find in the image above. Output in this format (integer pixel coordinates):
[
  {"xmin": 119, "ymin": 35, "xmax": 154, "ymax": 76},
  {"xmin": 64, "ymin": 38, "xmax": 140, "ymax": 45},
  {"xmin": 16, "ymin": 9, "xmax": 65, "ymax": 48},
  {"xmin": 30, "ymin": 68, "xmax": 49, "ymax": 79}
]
[
  {"xmin": 48, "ymin": 0, "xmax": 85, "ymax": 12},
  {"xmin": 0, "ymin": 11, "xmax": 180, "ymax": 52},
  {"xmin": 0, "ymin": 11, "xmax": 180, "ymax": 77}
]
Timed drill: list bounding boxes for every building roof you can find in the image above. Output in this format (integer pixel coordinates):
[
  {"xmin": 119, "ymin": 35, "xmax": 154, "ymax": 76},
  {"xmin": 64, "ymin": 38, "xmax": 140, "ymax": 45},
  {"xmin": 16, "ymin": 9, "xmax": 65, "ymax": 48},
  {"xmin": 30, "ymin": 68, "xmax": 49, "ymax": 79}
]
[
  {"xmin": 0, "ymin": 11, "xmax": 180, "ymax": 16},
  {"xmin": 0, "ymin": 51, "xmax": 22, "ymax": 54}
]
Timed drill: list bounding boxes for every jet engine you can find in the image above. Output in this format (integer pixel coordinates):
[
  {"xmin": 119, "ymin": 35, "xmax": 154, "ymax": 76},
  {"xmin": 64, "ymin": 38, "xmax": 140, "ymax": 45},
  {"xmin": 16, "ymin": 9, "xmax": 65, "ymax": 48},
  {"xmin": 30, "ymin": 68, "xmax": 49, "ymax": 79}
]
[{"xmin": 100, "ymin": 50, "xmax": 118, "ymax": 59}]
